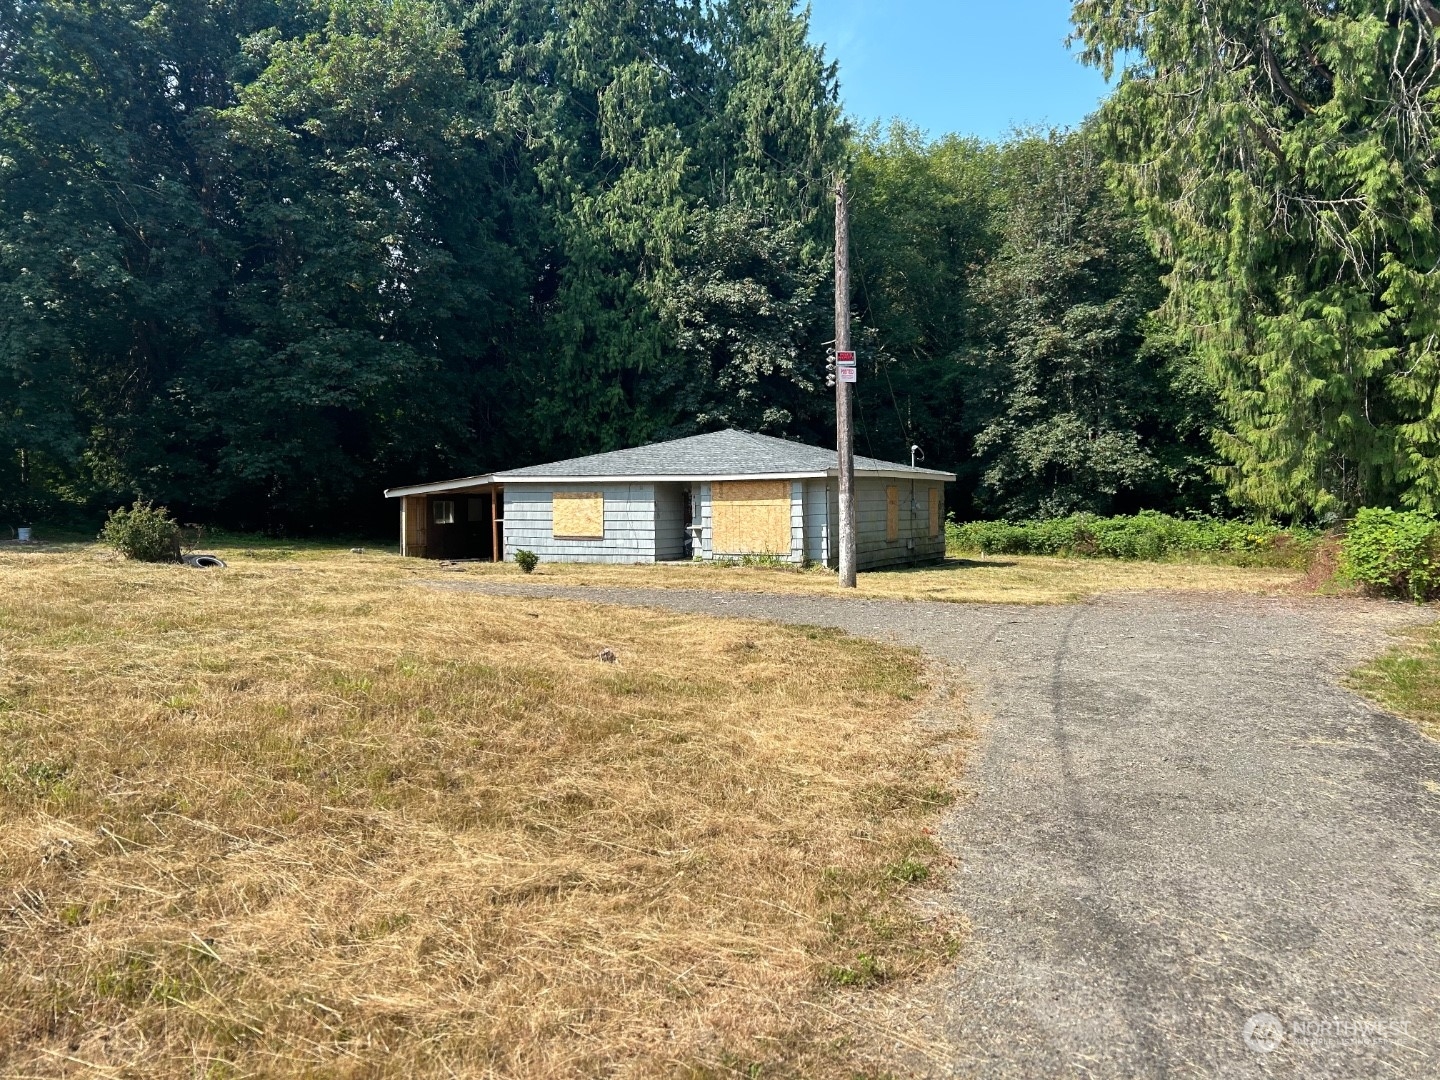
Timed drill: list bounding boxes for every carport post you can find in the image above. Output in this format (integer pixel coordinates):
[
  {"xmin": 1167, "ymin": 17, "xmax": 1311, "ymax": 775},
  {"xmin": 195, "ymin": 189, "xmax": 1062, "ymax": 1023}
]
[{"xmin": 491, "ymin": 487, "xmax": 501, "ymax": 563}]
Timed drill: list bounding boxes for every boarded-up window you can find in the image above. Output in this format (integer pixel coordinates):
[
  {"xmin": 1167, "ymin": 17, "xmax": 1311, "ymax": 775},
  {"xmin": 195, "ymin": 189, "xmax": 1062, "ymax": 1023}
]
[
  {"xmin": 929, "ymin": 487, "xmax": 941, "ymax": 538},
  {"xmin": 552, "ymin": 492, "xmax": 604, "ymax": 539},
  {"xmin": 712, "ymin": 480, "xmax": 791, "ymax": 555},
  {"xmin": 886, "ymin": 486, "xmax": 900, "ymax": 541}
]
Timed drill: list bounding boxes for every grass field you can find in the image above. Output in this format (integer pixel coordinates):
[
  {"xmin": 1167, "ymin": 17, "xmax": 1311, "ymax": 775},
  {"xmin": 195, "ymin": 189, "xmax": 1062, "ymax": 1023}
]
[
  {"xmin": 0, "ymin": 540, "xmax": 967, "ymax": 1078},
  {"xmin": 459, "ymin": 551, "xmax": 1304, "ymax": 606}
]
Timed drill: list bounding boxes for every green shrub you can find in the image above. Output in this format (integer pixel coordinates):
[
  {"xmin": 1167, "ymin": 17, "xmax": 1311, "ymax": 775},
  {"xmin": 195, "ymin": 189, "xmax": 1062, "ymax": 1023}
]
[
  {"xmin": 99, "ymin": 500, "xmax": 181, "ymax": 562},
  {"xmin": 514, "ymin": 549, "xmax": 539, "ymax": 574},
  {"xmin": 946, "ymin": 511, "xmax": 1315, "ymax": 567},
  {"xmin": 1339, "ymin": 508, "xmax": 1440, "ymax": 602}
]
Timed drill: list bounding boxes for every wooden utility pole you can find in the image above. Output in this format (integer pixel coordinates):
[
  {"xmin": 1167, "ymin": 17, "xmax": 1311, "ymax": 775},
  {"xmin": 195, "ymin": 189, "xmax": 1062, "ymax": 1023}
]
[{"xmin": 834, "ymin": 177, "xmax": 857, "ymax": 588}]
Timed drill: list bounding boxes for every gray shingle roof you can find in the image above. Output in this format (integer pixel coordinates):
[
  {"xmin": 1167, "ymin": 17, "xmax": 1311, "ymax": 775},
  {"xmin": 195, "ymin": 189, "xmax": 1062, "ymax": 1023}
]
[{"xmin": 492, "ymin": 429, "xmax": 953, "ymax": 480}]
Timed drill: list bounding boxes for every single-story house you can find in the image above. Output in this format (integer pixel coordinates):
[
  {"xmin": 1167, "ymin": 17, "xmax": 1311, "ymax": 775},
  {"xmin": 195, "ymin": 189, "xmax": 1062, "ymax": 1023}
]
[{"xmin": 383, "ymin": 429, "xmax": 954, "ymax": 570}]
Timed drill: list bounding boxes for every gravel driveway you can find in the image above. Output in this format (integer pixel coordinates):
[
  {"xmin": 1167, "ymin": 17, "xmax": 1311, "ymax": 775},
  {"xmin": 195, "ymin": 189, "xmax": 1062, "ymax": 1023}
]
[{"xmin": 442, "ymin": 581, "xmax": 1440, "ymax": 1078}]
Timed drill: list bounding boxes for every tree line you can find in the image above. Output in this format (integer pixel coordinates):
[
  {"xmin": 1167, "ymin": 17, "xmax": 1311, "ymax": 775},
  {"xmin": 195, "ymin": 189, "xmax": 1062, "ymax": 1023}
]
[{"xmin": 4, "ymin": 0, "xmax": 1440, "ymax": 532}]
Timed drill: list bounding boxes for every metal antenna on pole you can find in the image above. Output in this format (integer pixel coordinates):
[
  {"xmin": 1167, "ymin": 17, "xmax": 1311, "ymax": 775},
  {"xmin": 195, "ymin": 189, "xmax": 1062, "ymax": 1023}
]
[{"xmin": 835, "ymin": 176, "xmax": 857, "ymax": 588}]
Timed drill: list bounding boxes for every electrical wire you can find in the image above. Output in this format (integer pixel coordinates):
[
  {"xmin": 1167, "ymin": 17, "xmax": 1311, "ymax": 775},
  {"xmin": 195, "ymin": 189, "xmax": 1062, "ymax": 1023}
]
[{"xmin": 854, "ymin": 253, "xmax": 917, "ymax": 453}]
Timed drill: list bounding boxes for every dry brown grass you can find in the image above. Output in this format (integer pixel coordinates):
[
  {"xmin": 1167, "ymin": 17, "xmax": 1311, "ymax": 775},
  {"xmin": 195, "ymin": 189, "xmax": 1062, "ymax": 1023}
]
[
  {"xmin": 465, "ymin": 552, "xmax": 1303, "ymax": 605},
  {"xmin": 0, "ymin": 542, "xmax": 966, "ymax": 1078}
]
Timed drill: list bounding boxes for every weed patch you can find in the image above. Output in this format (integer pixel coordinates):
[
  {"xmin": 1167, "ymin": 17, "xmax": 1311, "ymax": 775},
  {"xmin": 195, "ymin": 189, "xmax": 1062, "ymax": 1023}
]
[
  {"xmin": 1351, "ymin": 623, "xmax": 1440, "ymax": 742},
  {"xmin": 1338, "ymin": 508, "xmax": 1440, "ymax": 601}
]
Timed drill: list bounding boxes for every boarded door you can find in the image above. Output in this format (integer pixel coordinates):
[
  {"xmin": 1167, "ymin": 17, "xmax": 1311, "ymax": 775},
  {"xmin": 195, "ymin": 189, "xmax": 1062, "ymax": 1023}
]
[
  {"xmin": 552, "ymin": 492, "xmax": 604, "ymax": 539},
  {"xmin": 712, "ymin": 480, "xmax": 791, "ymax": 555},
  {"xmin": 402, "ymin": 495, "xmax": 429, "ymax": 558},
  {"xmin": 886, "ymin": 486, "xmax": 900, "ymax": 541}
]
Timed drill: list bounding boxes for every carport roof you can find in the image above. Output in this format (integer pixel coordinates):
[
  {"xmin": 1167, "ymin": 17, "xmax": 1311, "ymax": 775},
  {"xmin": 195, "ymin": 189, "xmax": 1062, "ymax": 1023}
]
[{"xmin": 383, "ymin": 474, "xmax": 496, "ymax": 498}]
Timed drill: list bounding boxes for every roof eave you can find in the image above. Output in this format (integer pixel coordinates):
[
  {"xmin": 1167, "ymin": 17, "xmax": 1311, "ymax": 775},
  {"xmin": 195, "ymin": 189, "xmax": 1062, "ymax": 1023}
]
[
  {"xmin": 387, "ymin": 464, "xmax": 956, "ymax": 494},
  {"xmin": 383, "ymin": 475, "xmax": 497, "ymax": 498},
  {"xmin": 495, "ymin": 468, "xmax": 956, "ymax": 483},
  {"xmin": 494, "ymin": 470, "xmax": 830, "ymax": 483},
  {"xmin": 832, "ymin": 468, "xmax": 957, "ymax": 481}
]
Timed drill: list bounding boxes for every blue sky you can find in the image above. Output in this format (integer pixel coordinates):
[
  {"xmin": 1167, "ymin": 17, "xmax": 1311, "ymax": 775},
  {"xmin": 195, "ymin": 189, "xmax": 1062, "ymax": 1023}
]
[{"xmin": 805, "ymin": 1, "xmax": 1113, "ymax": 142}]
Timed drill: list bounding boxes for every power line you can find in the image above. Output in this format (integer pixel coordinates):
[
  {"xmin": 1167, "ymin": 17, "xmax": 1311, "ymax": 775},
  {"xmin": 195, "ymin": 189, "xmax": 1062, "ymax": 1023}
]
[{"xmin": 853, "ymin": 252, "xmax": 916, "ymax": 450}]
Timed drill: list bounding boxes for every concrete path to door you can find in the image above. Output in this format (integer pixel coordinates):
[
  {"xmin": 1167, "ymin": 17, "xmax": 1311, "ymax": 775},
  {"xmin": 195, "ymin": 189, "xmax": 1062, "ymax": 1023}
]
[{"xmin": 440, "ymin": 580, "xmax": 1440, "ymax": 1078}]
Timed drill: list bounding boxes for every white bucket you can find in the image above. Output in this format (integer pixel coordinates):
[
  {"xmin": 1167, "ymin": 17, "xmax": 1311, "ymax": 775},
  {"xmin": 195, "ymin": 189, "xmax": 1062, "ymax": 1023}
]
[{"xmin": 16, "ymin": 527, "xmax": 31, "ymax": 542}]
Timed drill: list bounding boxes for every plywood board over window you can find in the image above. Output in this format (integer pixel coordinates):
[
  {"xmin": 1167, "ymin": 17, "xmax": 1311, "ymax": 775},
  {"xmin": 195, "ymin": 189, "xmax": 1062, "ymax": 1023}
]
[
  {"xmin": 929, "ymin": 486, "xmax": 941, "ymax": 538},
  {"xmin": 886, "ymin": 485, "xmax": 900, "ymax": 541},
  {"xmin": 712, "ymin": 480, "xmax": 791, "ymax": 555},
  {"xmin": 552, "ymin": 492, "xmax": 604, "ymax": 539}
]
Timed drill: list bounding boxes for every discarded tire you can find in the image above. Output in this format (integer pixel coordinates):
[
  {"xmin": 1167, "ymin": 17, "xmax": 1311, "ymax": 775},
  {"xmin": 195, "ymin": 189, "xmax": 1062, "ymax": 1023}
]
[{"xmin": 182, "ymin": 554, "xmax": 227, "ymax": 569}]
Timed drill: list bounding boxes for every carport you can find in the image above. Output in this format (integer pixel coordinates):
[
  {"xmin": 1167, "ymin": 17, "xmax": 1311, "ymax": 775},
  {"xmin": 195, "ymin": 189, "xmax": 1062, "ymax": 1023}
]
[{"xmin": 383, "ymin": 474, "xmax": 502, "ymax": 560}]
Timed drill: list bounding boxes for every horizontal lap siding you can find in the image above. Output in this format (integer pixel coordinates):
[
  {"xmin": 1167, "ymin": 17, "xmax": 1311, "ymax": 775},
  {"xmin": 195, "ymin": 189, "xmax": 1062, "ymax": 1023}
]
[
  {"xmin": 503, "ymin": 484, "xmax": 658, "ymax": 563},
  {"xmin": 498, "ymin": 477, "xmax": 942, "ymax": 568},
  {"xmin": 803, "ymin": 479, "xmax": 830, "ymax": 565},
  {"xmin": 855, "ymin": 478, "xmax": 946, "ymax": 570},
  {"xmin": 698, "ymin": 482, "xmax": 713, "ymax": 558},
  {"xmin": 789, "ymin": 480, "xmax": 805, "ymax": 562}
]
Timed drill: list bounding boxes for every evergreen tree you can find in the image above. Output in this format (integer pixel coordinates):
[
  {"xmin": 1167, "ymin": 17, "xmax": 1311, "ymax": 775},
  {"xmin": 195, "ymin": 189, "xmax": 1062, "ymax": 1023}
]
[
  {"xmin": 1073, "ymin": 0, "xmax": 1440, "ymax": 516},
  {"xmin": 659, "ymin": 204, "xmax": 831, "ymax": 439},
  {"xmin": 465, "ymin": 0, "xmax": 842, "ymax": 456}
]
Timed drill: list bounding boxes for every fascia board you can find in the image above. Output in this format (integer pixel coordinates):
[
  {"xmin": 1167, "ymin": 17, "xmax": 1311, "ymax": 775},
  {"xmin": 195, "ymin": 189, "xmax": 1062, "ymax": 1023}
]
[
  {"xmin": 383, "ymin": 476, "xmax": 496, "ymax": 498},
  {"xmin": 830, "ymin": 469, "xmax": 958, "ymax": 481},
  {"xmin": 493, "ymin": 471, "xmax": 829, "ymax": 484}
]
